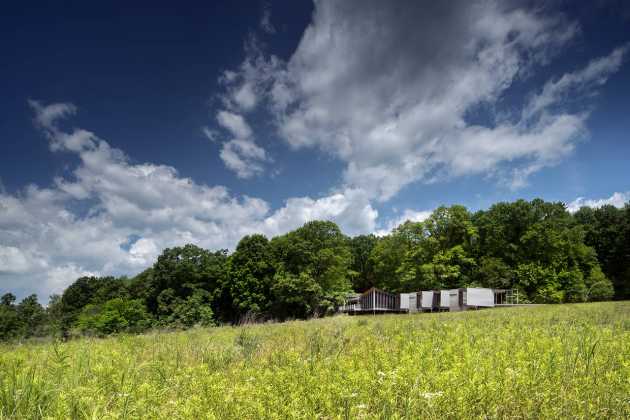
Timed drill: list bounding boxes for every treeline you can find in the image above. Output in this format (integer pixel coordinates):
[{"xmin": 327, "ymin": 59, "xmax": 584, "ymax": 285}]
[{"xmin": 1, "ymin": 199, "xmax": 629, "ymax": 340}]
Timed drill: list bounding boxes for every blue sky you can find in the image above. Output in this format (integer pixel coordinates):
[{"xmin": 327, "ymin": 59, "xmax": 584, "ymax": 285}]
[{"xmin": 1, "ymin": 0, "xmax": 629, "ymax": 300}]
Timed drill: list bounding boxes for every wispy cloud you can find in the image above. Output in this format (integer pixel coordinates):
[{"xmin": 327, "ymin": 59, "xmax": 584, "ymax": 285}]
[
  {"xmin": 523, "ymin": 44, "xmax": 628, "ymax": 121},
  {"xmin": 214, "ymin": 110, "xmax": 269, "ymax": 179},
  {"xmin": 219, "ymin": 1, "xmax": 625, "ymax": 199},
  {"xmin": 260, "ymin": 4, "xmax": 276, "ymax": 34},
  {"xmin": 209, "ymin": 40, "xmax": 284, "ymax": 178}
]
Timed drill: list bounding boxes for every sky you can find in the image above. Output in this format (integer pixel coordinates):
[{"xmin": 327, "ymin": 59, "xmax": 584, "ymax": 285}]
[{"xmin": 1, "ymin": 0, "xmax": 630, "ymax": 301}]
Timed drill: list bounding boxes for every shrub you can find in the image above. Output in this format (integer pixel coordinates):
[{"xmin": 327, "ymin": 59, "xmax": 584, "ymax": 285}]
[
  {"xmin": 77, "ymin": 298, "xmax": 152, "ymax": 335},
  {"xmin": 586, "ymin": 266, "xmax": 614, "ymax": 301}
]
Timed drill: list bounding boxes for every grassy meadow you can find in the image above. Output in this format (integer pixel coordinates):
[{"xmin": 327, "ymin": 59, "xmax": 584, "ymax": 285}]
[{"xmin": 1, "ymin": 302, "xmax": 629, "ymax": 419}]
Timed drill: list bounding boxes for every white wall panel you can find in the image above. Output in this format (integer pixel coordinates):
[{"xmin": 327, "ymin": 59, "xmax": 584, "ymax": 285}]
[
  {"xmin": 440, "ymin": 290, "xmax": 451, "ymax": 307},
  {"xmin": 399, "ymin": 293, "xmax": 410, "ymax": 309},
  {"xmin": 421, "ymin": 291, "xmax": 433, "ymax": 308},
  {"xmin": 466, "ymin": 288, "xmax": 494, "ymax": 307},
  {"xmin": 448, "ymin": 290, "xmax": 459, "ymax": 308},
  {"xmin": 409, "ymin": 294, "xmax": 417, "ymax": 312}
]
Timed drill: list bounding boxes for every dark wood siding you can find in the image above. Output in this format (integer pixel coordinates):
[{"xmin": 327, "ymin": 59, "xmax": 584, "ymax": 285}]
[{"xmin": 432, "ymin": 291, "xmax": 440, "ymax": 309}]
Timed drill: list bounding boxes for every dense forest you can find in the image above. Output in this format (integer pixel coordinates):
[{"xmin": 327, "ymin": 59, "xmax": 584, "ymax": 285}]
[{"xmin": 2, "ymin": 199, "xmax": 629, "ymax": 340}]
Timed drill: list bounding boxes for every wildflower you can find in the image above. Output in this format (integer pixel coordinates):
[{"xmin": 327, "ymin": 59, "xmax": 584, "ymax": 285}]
[{"xmin": 419, "ymin": 391, "xmax": 443, "ymax": 399}]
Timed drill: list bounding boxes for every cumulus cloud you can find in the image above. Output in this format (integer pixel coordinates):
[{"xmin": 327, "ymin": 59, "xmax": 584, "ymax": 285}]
[
  {"xmin": 374, "ymin": 209, "xmax": 433, "ymax": 237},
  {"xmin": 219, "ymin": 0, "xmax": 625, "ymax": 199},
  {"xmin": 261, "ymin": 188, "xmax": 378, "ymax": 238},
  {"xmin": 128, "ymin": 238, "xmax": 160, "ymax": 266},
  {"xmin": 0, "ymin": 246, "xmax": 45, "ymax": 274},
  {"xmin": 46, "ymin": 264, "xmax": 97, "ymax": 296},
  {"xmin": 566, "ymin": 191, "xmax": 630, "ymax": 213},
  {"xmin": 0, "ymin": 101, "xmax": 377, "ymax": 300}
]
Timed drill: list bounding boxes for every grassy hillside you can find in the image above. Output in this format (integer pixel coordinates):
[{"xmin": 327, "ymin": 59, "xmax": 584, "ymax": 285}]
[{"xmin": 1, "ymin": 303, "xmax": 628, "ymax": 419}]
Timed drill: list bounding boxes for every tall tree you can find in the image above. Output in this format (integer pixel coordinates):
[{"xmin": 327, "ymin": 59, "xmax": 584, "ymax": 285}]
[
  {"xmin": 16, "ymin": 294, "xmax": 46, "ymax": 338},
  {"xmin": 60, "ymin": 276, "xmax": 129, "ymax": 332},
  {"xmin": 348, "ymin": 234, "xmax": 378, "ymax": 292},
  {"xmin": 574, "ymin": 204, "xmax": 630, "ymax": 299},
  {"xmin": 270, "ymin": 221, "xmax": 352, "ymax": 318},
  {"xmin": 395, "ymin": 206, "xmax": 477, "ymax": 291},
  {"xmin": 0, "ymin": 293, "xmax": 20, "ymax": 340},
  {"xmin": 374, "ymin": 221, "xmax": 422, "ymax": 292},
  {"xmin": 147, "ymin": 244, "xmax": 228, "ymax": 323},
  {"xmin": 228, "ymin": 234, "xmax": 275, "ymax": 320}
]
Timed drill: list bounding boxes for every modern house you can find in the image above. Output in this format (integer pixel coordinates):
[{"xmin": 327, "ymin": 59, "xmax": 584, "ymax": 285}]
[
  {"xmin": 341, "ymin": 287, "xmax": 518, "ymax": 314},
  {"xmin": 340, "ymin": 287, "xmax": 405, "ymax": 314}
]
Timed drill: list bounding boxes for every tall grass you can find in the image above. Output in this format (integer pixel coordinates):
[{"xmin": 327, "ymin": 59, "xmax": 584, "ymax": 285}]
[{"xmin": 0, "ymin": 302, "xmax": 628, "ymax": 419}]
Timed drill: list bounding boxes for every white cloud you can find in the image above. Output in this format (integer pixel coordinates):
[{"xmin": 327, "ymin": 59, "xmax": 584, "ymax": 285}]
[
  {"xmin": 216, "ymin": 110, "xmax": 253, "ymax": 139},
  {"xmin": 220, "ymin": 1, "xmax": 624, "ymax": 200},
  {"xmin": 0, "ymin": 246, "xmax": 45, "ymax": 274},
  {"xmin": 46, "ymin": 264, "xmax": 97, "ymax": 296},
  {"xmin": 374, "ymin": 209, "xmax": 433, "ymax": 237},
  {"xmin": 215, "ymin": 110, "xmax": 269, "ymax": 179},
  {"xmin": 523, "ymin": 44, "xmax": 628, "ymax": 121},
  {"xmin": 220, "ymin": 139, "xmax": 268, "ymax": 179},
  {"xmin": 207, "ymin": 39, "xmax": 290, "ymax": 178},
  {"xmin": 214, "ymin": 96, "xmax": 270, "ymax": 178},
  {"xmin": 232, "ymin": 82, "xmax": 258, "ymax": 110},
  {"xmin": 0, "ymin": 101, "xmax": 378, "ymax": 300},
  {"xmin": 128, "ymin": 238, "xmax": 160, "ymax": 266},
  {"xmin": 28, "ymin": 99, "xmax": 76, "ymax": 129},
  {"xmin": 218, "ymin": 40, "xmax": 282, "ymax": 113},
  {"xmin": 262, "ymin": 188, "xmax": 378, "ymax": 238},
  {"xmin": 567, "ymin": 191, "xmax": 630, "ymax": 213},
  {"xmin": 28, "ymin": 99, "xmax": 96, "ymax": 152}
]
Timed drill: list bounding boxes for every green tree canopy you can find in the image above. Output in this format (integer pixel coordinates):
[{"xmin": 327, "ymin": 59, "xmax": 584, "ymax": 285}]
[
  {"xmin": 78, "ymin": 298, "xmax": 153, "ymax": 335},
  {"xmin": 270, "ymin": 221, "xmax": 352, "ymax": 317},
  {"xmin": 228, "ymin": 234, "xmax": 275, "ymax": 320},
  {"xmin": 146, "ymin": 244, "xmax": 229, "ymax": 323},
  {"xmin": 348, "ymin": 234, "xmax": 378, "ymax": 292}
]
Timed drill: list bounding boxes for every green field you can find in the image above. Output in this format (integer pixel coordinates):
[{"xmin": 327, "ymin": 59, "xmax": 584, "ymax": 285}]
[{"xmin": 1, "ymin": 302, "xmax": 629, "ymax": 419}]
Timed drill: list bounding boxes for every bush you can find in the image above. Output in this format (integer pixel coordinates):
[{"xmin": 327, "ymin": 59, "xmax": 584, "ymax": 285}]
[
  {"xmin": 586, "ymin": 266, "xmax": 614, "ymax": 301},
  {"xmin": 77, "ymin": 298, "xmax": 152, "ymax": 335},
  {"xmin": 169, "ymin": 291, "xmax": 215, "ymax": 328},
  {"xmin": 270, "ymin": 271, "xmax": 323, "ymax": 320},
  {"xmin": 558, "ymin": 269, "xmax": 587, "ymax": 303},
  {"xmin": 0, "ymin": 304, "xmax": 20, "ymax": 341}
]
